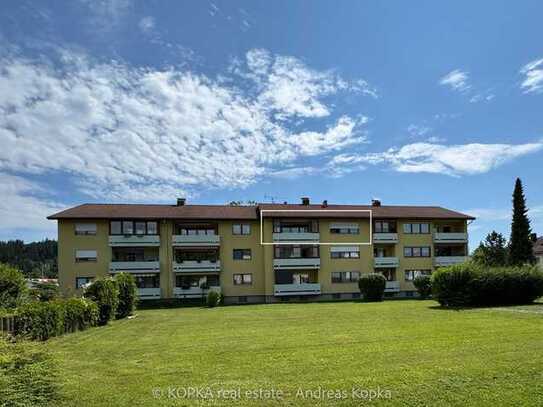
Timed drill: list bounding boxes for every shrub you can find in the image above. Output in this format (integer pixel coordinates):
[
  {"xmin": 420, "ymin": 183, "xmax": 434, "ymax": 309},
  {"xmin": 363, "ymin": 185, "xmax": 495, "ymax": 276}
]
[
  {"xmin": 30, "ymin": 281, "xmax": 60, "ymax": 302},
  {"xmin": 206, "ymin": 290, "xmax": 220, "ymax": 307},
  {"xmin": 62, "ymin": 297, "xmax": 99, "ymax": 332},
  {"xmin": 0, "ymin": 263, "xmax": 27, "ymax": 308},
  {"xmin": 84, "ymin": 277, "xmax": 119, "ymax": 326},
  {"xmin": 432, "ymin": 263, "xmax": 543, "ymax": 307},
  {"xmin": 15, "ymin": 301, "xmax": 64, "ymax": 340},
  {"xmin": 0, "ymin": 338, "xmax": 60, "ymax": 406},
  {"xmin": 413, "ymin": 275, "xmax": 432, "ymax": 299},
  {"xmin": 358, "ymin": 273, "xmax": 386, "ymax": 302},
  {"xmin": 114, "ymin": 273, "xmax": 138, "ymax": 319}
]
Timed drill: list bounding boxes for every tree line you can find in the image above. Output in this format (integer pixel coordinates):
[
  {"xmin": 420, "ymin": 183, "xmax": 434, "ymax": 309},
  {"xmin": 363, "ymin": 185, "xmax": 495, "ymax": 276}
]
[
  {"xmin": 0, "ymin": 239, "xmax": 58, "ymax": 278},
  {"xmin": 472, "ymin": 178, "xmax": 538, "ymax": 267}
]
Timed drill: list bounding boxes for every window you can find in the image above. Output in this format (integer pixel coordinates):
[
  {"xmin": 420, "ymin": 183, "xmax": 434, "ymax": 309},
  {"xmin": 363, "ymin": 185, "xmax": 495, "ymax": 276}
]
[
  {"xmin": 233, "ymin": 224, "xmax": 251, "ymax": 235},
  {"xmin": 147, "ymin": 221, "xmax": 158, "ymax": 235},
  {"xmin": 134, "ymin": 274, "xmax": 160, "ymax": 288},
  {"xmin": 403, "ymin": 247, "xmax": 431, "ymax": 257},
  {"xmin": 330, "ymin": 223, "xmax": 359, "ymax": 234},
  {"xmin": 135, "ymin": 221, "xmax": 146, "ymax": 235},
  {"xmin": 75, "ymin": 223, "xmax": 97, "ymax": 235},
  {"xmin": 76, "ymin": 277, "xmax": 93, "ymax": 289},
  {"xmin": 113, "ymin": 248, "xmax": 145, "ymax": 262},
  {"xmin": 176, "ymin": 249, "xmax": 218, "ymax": 262},
  {"xmin": 375, "ymin": 221, "xmax": 396, "ymax": 233},
  {"xmin": 110, "ymin": 221, "xmax": 122, "ymax": 235},
  {"xmin": 405, "ymin": 270, "xmax": 432, "ymax": 281},
  {"xmin": 233, "ymin": 249, "xmax": 252, "ymax": 260},
  {"xmin": 233, "ymin": 273, "xmax": 252, "ymax": 285},
  {"xmin": 403, "ymin": 223, "xmax": 430, "ymax": 234},
  {"xmin": 331, "ymin": 271, "xmax": 360, "ymax": 283},
  {"xmin": 122, "ymin": 221, "xmax": 133, "ymax": 235},
  {"xmin": 75, "ymin": 250, "xmax": 97, "ymax": 262},
  {"xmin": 274, "ymin": 245, "xmax": 318, "ymax": 258},
  {"xmin": 273, "ymin": 220, "xmax": 318, "ymax": 233},
  {"xmin": 330, "ymin": 246, "xmax": 360, "ymax": 259}
]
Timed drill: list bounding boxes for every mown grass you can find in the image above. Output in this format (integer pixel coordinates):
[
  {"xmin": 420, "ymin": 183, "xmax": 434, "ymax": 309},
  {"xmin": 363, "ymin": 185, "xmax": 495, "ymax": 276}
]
[{"xmin": 44, "ymin": 300, "xmax": 543, "ymax": 406}]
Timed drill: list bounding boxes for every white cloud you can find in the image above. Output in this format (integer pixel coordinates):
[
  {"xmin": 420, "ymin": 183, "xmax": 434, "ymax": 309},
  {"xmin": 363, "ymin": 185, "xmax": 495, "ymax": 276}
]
[
  {"xmin": 520, "ymin": 58, "xmax": 543, "ymax": 94},
  {"xmin": 0, "ymin": 174, "xmax": 63, "ymax": 231},
  {"xmin": 237, "ymin": 49, "xmax": 377, "ymax": 120},
  {"xmin": 328, "ymin": 142, "xmax": 543, "ymax": 176},
  {"xmin": 138, "ymin": 16, "xmax": 155, "ymax": 34},
  {"xmin": 407, "ymin": 124, "xmax": 431, "ymax": 138},
  {"xmin": 0, "ymin": 49, "xmax": 371, "ymax": 203},
  {"xmin": 439, "ymin": 69, "xmax": 470, "ymax": 92},
  {"xmin": 79, "ymin": 0, "xmax": 133, "ymax": 34}
]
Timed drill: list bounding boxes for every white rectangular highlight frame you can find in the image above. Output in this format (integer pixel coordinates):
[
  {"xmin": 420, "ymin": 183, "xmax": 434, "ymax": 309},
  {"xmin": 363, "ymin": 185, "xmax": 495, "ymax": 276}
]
[{"xmin": 260, "ymin": 210, "xmax": 373, "ymax": 246}]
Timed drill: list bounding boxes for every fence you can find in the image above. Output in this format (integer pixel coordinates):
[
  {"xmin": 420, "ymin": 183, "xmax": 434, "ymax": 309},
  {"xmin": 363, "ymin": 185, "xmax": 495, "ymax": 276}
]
[{"xmin": 0, "ymin": 315, "xmax": 16, "ymax": 335}]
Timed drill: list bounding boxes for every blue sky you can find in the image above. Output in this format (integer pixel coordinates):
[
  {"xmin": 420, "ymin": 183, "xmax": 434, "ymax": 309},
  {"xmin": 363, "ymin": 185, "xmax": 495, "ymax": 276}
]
[{"xmin": 0, "ymin": 0, "xmax": 542, "ymax": 249}]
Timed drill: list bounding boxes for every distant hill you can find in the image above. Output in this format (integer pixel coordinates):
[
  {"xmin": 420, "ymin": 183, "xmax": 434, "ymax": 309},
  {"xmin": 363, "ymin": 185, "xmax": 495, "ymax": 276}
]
[{"xmin": 0, "ymin": 239, "xmax": 57, "ymax": 278}]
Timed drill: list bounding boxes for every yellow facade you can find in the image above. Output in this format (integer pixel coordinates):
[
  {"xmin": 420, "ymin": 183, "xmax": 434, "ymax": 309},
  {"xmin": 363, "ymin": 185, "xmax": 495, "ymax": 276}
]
[{"xmin": 54, "ymin": 213, "xmax": 469, "ymax": 302}]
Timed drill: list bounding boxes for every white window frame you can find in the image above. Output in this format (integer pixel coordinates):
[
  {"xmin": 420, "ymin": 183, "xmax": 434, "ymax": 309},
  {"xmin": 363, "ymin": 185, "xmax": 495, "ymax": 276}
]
[
  {"xmin": 75, "ymin": 250, "xmax": 97, "ymax": 262},
  {"xmin": 75, "ymin": 223, "xmax": 97, "ymax": 235}
]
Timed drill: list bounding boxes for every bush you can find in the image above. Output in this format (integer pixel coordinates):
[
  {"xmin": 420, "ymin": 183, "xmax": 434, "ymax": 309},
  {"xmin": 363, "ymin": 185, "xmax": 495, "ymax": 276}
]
[
  {"xmin": 15, "ymin": 301, "xmax": 64, "ymax": 340},
  {"xmin": 114, "ymin": 273, "xmax": 137, "ymax": 319},
  {"xmin": 62, "ymin": 297, "xmax": 99, "ymax": 332},
  {"xmin": 29, "ymin": 281, "xmax": 60, "ymax": 302},
  {"xmin": 84, "ymin": 277, "xmax": 119, "ymax": 326},
  {"xmin": 358, "ymin": 273, "xmax": 386, "ymax": 302},
  {"xmin": 432, "ymin": 263, "xmax": 543, "ymax": 307},
  {"xmin": 206, "ymin": 290, "xmax": 220, "ymax": 307},
  {"xmin": 0, "ymin": 264, "xmax": 27, "ymax": 308},
  {"xmin": 0, "ymin": 338, "xmax": 60, "ymax": 406},
  {"xmin": 413, "ymin": 275, "xmax": 432, "ymax": 299}
]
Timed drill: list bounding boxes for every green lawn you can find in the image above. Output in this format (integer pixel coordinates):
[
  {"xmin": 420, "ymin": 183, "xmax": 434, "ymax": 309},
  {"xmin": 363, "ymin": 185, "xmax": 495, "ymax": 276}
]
[{"xmin": 44, "ymin": 300, "xmax": 543, "ymax": 406}]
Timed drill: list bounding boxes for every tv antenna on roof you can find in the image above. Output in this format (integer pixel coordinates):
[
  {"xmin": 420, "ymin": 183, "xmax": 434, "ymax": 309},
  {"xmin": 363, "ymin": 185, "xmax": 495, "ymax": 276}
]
[{"xmin": 264, "ymin": 194, "xmax": 288, "ymax": 204}]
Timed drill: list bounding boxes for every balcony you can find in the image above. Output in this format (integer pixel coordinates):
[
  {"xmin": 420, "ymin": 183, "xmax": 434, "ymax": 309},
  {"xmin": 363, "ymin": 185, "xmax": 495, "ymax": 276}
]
[
  {"xmin": 109, "ymin": 261, "xmax": 160, "ymax": 273},
  {"xmin": 373, "ymin": 233, "xmax": 399, "ymax": 243},
  {"xmin": 374, "ymin": 257, "xmax": 400, "ymax": 268},
  {"xmin": 434, "ymin": 256, "xmax": 468, "ymax": 267},
  {"xmin": 274, "ymin": 283, "xmax": 321, "ymax": 296},
  {"xmin": 173, "ymin": 260, "xmax": 221, "ymax": 273},
  {"xmin": 172, "ymin": 234, "xmax": 220, "ymax": 247},
  {"xmin": 173, "ymin": 286, "xmax": 221, "ymax": 298},
  {"xmin": 108, "ymin": 235, "xmax": 160, "ymax": 247},
  {"xmin": 137, "ymin": 288, "xmax": 161, "ymax": 299},
  {"xmin": 434, "ymin": 233, "xmax": 468, "ymax": 243},
  {"xmin": 385, "ymin": 281, "xmax": 400, "ymax": 293},
  {"xmin": 273, "ymin": 258, "xmax": 320, "ymax": 270},
  {"xmin": 272, "ymin": 232, "xmax": 319, "ymax": 243}
]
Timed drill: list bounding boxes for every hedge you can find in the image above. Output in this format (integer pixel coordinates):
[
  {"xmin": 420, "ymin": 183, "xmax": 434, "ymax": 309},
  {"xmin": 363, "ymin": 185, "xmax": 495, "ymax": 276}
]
[
  {"xmin": 63, "ymin": 298, "xmax": 99, "ymax": 332},
  {"xmin": 206, "ymin": 290, "xmax": 220, "ymax": 307},
  {"xmin": 432, "ymin": 263, "xmax": 543, "ymax": 307},
  {"xmin": 358, "ymin": 273, "xmax": 386, "ymax": 302},
  {"xmin": 84, "ymin": 277, "xmax": 119, "ymax": 325},
  {"xmin": 114, "ymin": 273, "xmax": 137, "ymax": 319},
  {"xmin": 413, "ymin": 275, "xmax": 432, "ymax": 299}
]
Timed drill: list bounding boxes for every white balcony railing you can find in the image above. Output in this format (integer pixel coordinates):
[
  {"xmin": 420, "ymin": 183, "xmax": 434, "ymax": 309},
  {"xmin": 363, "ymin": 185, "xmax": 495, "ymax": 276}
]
[
  {"xmin": 172, "ymin": 234, "xmax": 220, "ymax": 246},
  {"xmin": 272, "ymin": 232, "xmax": 320, "ymax": 242},
  {"xmin": 109, "ymin": 261, "xmax": 160, "ymax": 273},
  {"xmin": 385, "ymin": 281, "xmax": 400, "ymax": 293},
  {"xmin": 434, "ymin": 233, "xmax": 468, "ymax": 243},
  {"xmin": 173, "ymin": 260, "xmax": 221, "ymax": 273},
  {"xmin": 108, "ymin": 235, "xmax": 160, "ymax": 247},
  {"xmin": 137, "ymin": 288, "xmax": 161, "ymax": 299},
  {"xmin": 373, "ymin": 233, "xmax": 399, "ymax": 243},
  {"xmin": 434, "ymin": 256, "xmax": 468, "ymax": 266},
  {"xmin": 173, "ymin": 286, "xmax": 221, "ymax": 298},
  {"xmin": 273, "ymin": 283, "xmax": 321, "ymax": 296},
  {"xmin": 374, "ymin": 257, "xmax": 400, "ymax": 268},
  {"xmin": 273, "ymin": 258, "xmax": 321, "ymax": 270}
]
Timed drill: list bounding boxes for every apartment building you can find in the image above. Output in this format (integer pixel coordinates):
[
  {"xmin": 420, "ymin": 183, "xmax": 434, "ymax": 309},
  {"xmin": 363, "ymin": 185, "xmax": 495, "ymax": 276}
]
[{"xmin": 48, "ymin": 198, "xmax": 474, "ymax": 303}]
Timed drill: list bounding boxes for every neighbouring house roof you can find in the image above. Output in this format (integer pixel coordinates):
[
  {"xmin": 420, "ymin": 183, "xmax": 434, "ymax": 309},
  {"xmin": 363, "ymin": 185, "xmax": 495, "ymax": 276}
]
[
  {"xmin": 47, "ymin": 202, "xmax": 475, "ymax": 221},
  {"xmin": 534, "ymin": 237, "xmax": 543, "ymax": 256}
]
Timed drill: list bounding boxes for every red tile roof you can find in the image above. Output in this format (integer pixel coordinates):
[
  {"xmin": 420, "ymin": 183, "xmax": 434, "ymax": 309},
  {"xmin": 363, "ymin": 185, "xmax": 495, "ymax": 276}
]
[{"xmin": 48, "ymin": 202, "xmax": 475, "ymax": 220}]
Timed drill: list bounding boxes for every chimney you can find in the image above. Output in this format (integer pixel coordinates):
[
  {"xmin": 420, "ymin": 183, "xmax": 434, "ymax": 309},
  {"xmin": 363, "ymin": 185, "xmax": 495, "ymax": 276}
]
[
  {"xmin": 177, "ymin": 198, "xmax": 186, "ymax": 206},
  {"xmin": 322, "ymin": 200, "xmax": 328, "ymax": 208},
  {"xmin": 301, "ymin": 197, "xmax": 310, "ymax": 206},
  {"xmin": 371, "ymin": 199, "xmax": 381, "ymax": 207}
]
